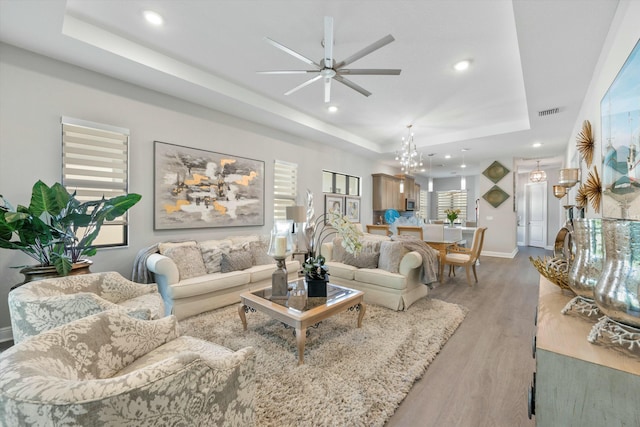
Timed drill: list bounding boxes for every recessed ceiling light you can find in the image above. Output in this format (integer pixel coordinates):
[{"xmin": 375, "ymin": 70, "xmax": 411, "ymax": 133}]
[
  {"xmin": 445, "ymin": 154, "xmax": 451, "ymax": 159},
  {"xmin": 327, "ymin": 105, "xmax": 338, "ymax": 113},
  {"xmin": 453, "ymin": 59, "xmax": 471, "ymax": 72},
  {"xmin": 143, "ymin": 10, "xmax": 164, "ymax": 26},
  {"xmin": 533, "ymin": 142, "xmax": 542, "ymax": 148}
]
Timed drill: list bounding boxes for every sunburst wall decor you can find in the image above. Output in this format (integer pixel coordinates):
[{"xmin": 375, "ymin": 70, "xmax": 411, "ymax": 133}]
[
  {"xmin": 583, "ymin": 166, "xmax": 602, "ymax": 213},
  {"xmin": 575, "ymin": 184, "xmax": 589, "ymax": 212},
  {"xmin": 576, "ymin": 120, "xmax": 595, "ymax": 167}
]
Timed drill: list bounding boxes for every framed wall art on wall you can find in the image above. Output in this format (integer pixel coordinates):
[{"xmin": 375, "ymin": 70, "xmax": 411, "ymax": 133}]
[
  {"xmin": 345, "ymin": 196, "xmax": 361, "ymax": 223},
  {"xmin": 154, "ymin": 141, "xmax": 265, "ymax": 229},
  {"xmin": 601, "ymin": 40, "xmax": 640, "ymax": 219},
  {"xmin": 324, "ymin": 195, "xmax": 344, "ymax": 221}
]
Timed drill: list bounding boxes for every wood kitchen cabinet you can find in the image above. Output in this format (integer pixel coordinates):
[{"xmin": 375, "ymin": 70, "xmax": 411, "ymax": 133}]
[
  {"xmin": 531, "ymin": 276, "xmax": 640, "ymax": 426},
  {"xmin": 372, "ymin": 173, "xmax": 402, "ymax": 211}
]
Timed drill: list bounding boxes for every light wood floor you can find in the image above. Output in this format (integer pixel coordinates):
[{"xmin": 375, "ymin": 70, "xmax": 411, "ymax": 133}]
[{"xmin": 387, "ymin": 245, "xmax": 547, "ymax": 427}]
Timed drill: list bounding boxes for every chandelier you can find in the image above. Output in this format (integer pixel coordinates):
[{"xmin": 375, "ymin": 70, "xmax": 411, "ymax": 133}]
[
  {"xmin": 529, "ymin": 160, "xmax": 547, "ymax": 182},
  {"xmin": 395, "ymin": 125, "xmax": 423, "ymax": 173}
]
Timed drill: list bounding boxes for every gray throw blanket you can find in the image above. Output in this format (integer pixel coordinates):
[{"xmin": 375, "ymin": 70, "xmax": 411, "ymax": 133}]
[
  {"xmin": 392, "ymin": 235, "xmax": 439, "ymax": 285},
  {"xmin": 131, "ymin": 243, "xmax": 159, "ymax": 284}
]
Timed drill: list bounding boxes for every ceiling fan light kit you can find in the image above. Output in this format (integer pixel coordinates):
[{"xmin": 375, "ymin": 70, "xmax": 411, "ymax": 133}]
[{"xmin": 259, "ymin": 16, "xmax": 401, "ymax": 102}]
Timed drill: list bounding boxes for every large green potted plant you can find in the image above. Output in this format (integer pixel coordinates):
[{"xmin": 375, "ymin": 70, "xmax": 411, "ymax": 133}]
[{"xmin": 0, "ymin": 180, "xmax": 141, "ymax": 280}]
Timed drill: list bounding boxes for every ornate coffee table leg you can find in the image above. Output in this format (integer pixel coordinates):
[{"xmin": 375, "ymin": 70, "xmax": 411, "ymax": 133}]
[
  {"xmin": 296, "ymin": 327, "xmax": 307, "ymax": 365},
  {"xmin": 357, "ymin": 303, "xmax": 366, "ymax": 328},
  {"xmin": 238, "ymin": 304, "xmax": 248, "ymax": 331}
]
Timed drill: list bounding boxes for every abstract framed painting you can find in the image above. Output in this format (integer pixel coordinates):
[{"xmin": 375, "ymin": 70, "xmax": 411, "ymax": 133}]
[
  {"xmin": 345, "ymin": 196, "xmax": 361, "ymax": 223},
  {"xmin": 154, "ymin": 141, "xmax": 264, "ymax": 229},
  {"xmin": 601, "ymin": 40, "xmax": 640, "ymax": 219}
]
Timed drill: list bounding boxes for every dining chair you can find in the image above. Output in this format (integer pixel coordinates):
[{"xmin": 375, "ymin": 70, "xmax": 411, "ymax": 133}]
[
  {"xmin": 423, "ymin": 224, "xmax": 444, "ymax": 241},
  {"xmin": 443, "ymin": 227, "xmax": 487, "ymax": 286},
  {"xmin": 366, "ymin": 224, "xmax": 391, "ymax": 236},
  {"xmin": 396, "ymin": 226, "xmax": 423, "ymax": 240}
]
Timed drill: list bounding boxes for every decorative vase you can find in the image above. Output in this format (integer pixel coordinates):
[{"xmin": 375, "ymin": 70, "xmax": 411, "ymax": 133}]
[
  {"xmin": 567, "ymin": 218, "xmax": 604, "ymax": 300},
  {"xmin": 306, "ymin": 274, "xmax": 328, "ymax": 298},
  {"xmin": 593, "ymin": 219, "xmax": 640, "ymax": 328},
  {"xmin": 13, "ymin": 260, "xmax": 93, "ymax": 290}
]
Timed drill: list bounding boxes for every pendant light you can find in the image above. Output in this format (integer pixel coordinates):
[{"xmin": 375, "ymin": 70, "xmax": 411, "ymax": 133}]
[{"xmin": 529, "ymin": 160, "xmax": 547, "ymax": 183}]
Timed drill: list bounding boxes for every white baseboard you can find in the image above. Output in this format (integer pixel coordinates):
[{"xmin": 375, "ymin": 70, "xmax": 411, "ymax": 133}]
[
  {"xmin": 0, "ymin": 326, "xmax": 13, "ymax": 343},
  {"xmin": 481, "ymin": 248, "xmax": 518, "ymax": 259}
]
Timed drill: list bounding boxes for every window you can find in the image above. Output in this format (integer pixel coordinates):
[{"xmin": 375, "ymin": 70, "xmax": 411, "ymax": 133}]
[
  {"xmin": 62, "ymin": 117, "xmax": 131, "ymax": 247},
  {"xmin": 437, "ymin": 190, "xmax": 467, "ymax": 223},
  {"xmin": 322, "ymin": 170, "xmax": 360, "ymax": 195},
  {"xmin": 419, "ymin": 189, "xmax": 428, "ymax": 221},
  {"xmin": 273, "ymin": 160, "xmax": 298, "ymax": 220}
]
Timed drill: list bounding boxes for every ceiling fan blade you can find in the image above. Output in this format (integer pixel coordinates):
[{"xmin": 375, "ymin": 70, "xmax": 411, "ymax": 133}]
[
  {"xmin": 324, "ymin": 16, "xmax": 334, "ymax": 68},
  {"xmin": 334, "ymin": 75, "xmax": 372, "ymax": 97},
  {"xmin": 264, "ymin": 37, "xmax": 322, "ymax": 68},
  {"xmin": 257, "ymin": 70, "xmax": 321, "ymax": 75},
  {"xmin": 338, "ymin": 69, "xmax": 401, "ymax": 75},
  {"xmin": 335, "ymin": 34, "xmax": 395, "ymax": 68},
  {"xmin": 284, "ymin": 74, "xmax": 323, "ymax": 96},
  {"xmin": 324, "ymin": 78, "xmax": 331, "ymax": 103}
]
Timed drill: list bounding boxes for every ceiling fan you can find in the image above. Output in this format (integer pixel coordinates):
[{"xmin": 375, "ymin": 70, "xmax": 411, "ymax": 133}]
[{"xmin": 258, "ymin": 16, "xmax": 401, "ymax": 103}]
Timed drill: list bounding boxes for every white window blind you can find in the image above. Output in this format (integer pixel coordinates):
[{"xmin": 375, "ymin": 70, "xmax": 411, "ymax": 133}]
[
  {"xmin": 62, "ymin": 117, "xmax": 130, "ymax": 247},
  {"xmin": 419, "ymin": 189, "xmax": 428, "ymax": 221},
  {"xmin": 437, "ymin": 190, "xmax": 467, "ymax": 222},
  {"xmin": 273, "ymin": 160, "xmax": 298, "ymax": 220}
]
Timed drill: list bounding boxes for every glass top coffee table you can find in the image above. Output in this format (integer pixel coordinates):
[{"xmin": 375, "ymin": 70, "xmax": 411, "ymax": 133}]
[{"xmin": 238, "ymin": 279, "xmax": 366, "ymax": 365}]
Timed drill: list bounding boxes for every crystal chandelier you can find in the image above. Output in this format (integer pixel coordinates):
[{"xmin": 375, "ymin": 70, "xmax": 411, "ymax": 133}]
[
  {"xmin": 395, "ymin": 125, "xmax": 423, "ymax": 173},
  {"xmin": 529, "ymin": 160, "xmax": 547, "ymax": 183}
]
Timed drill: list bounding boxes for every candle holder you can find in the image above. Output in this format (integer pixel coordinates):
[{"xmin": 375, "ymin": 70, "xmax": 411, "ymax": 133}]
[{"xmin": 267, "ymin": 220, "xmax": 294, "ymax": 297}]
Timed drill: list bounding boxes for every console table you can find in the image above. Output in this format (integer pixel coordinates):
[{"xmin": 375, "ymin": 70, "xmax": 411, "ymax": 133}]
[{"xmin": 531, "ymin": 276, "xmax": 640, "ymax": 426}]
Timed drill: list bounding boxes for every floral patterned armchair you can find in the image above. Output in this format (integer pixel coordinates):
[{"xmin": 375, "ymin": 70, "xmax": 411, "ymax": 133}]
[
  {"xmin": 0, "ymin": 310, "xmax": 256, "ymax": 426},
  {"xmin": 8, "ymin": 272, "xmax": 164, "ymax": 344}
]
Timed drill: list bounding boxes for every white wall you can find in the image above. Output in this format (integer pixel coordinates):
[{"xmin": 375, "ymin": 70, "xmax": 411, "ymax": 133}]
[
  {"xmin": 0, "ymin": 43, "xmax": 391, "ymax": 332},
  {"xmin": 565, "ymin": 0, "xmax": 640, "ymax": 219}
]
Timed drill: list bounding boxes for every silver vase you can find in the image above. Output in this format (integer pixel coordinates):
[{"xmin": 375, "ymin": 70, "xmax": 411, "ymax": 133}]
[
  {"xmin": 593, "ymin": 219, "xmax": 640, "ymax": 328},
  {"xmin": 567, "ymin": 218, "xmax": 604, "ymax": 300}
]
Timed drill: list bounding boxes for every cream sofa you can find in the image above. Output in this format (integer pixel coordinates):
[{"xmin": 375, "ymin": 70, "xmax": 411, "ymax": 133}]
[
  {"xmin": 0, "ymin": 310, "xmax": 256, "ymax": 426},
  {"xmin": 147, "ymin": 236, "xmax": 300, "ymax": 320},
  {"xmin": 320, "ymin": 235, "xmax": 437, "ymax": 311}
]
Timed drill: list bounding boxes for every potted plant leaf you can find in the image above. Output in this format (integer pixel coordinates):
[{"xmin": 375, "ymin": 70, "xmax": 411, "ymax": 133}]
[{"xmin": 0, "ymin": 180, "xmax": 141, "ymax": 283}]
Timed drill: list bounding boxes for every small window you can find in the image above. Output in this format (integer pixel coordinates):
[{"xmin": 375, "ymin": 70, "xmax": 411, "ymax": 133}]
[
  {"xmin": 419, "ymin": 189, "xmax": 428, "ymax": 221},
  {"xmin": 274, "ymin": 160, "xmax": 298, "ymax": 220},
  {"xmin": 322, "ymin": 170, "xmax": 360, "ymax": 196},
  {"xmin": 62, "ymin": 117, "xmax": 130, "ymax": 247}
]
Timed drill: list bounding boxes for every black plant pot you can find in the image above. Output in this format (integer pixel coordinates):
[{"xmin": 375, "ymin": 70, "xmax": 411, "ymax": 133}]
[{"xmin": 306, "ymin": 274, "xmax": 328, "ymax": 297}]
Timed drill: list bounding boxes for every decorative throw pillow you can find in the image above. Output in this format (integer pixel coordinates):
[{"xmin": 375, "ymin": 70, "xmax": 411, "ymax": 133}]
[
  {"xmin": 230, "ymin": 235, "xmax": 260, "ymax": 245},
  {"xmin": 158, "ymin": 240, "xmax": 197, "ymax": 255},
  {"xmin": 250, "ymin": 240, "xmax": 275, "ymax": 266},
  {"xmin": 198, "ymin": 239, "xmax": 233, "ymax": 274},
  {"xmin": 163, "ymin": 245, "xmax": 207, "ymax": 280},
  {"xmin": 342, "ymin": 252, "xmax": 380, "ymax": 269},
  {"xmin": 378, "ymin": 241, "xmax": 409, "ymax": 273},
  {"xmin": 332, "ymin": 237, "xmax": 347, "ymax": 261},
  {"xmin": 221, "ymin": 250, "xmax": 254, "ymax": 273},
  {"xmin": 359, "ymin": 238, "xmax": 383, "ymax": 254}
]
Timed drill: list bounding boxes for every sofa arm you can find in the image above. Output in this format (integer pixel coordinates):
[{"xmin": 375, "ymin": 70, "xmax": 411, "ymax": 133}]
[
  {"xmin": 399, "ymin": 251, "xmax": 422, "ymax": 276},
  {"xmin": 147, "ymin": 253, "xmax": 179, "ymax": 316}
]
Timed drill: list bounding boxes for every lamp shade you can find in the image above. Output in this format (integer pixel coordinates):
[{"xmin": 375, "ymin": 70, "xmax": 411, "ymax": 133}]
[{"xmin": 286, "ymin": 206, "xmax": 306, "ymax": 223}]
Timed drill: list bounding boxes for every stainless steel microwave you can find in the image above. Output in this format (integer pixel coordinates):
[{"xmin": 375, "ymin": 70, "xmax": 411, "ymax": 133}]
[{"xmin": 405, "ymin": 199, "xmax": 416, "ymax": 211}]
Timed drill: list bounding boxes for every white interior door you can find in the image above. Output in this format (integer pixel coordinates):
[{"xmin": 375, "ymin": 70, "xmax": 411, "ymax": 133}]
[{"xmin": 526, "ymin": 182, "xmax": 547, "ymax": 248}]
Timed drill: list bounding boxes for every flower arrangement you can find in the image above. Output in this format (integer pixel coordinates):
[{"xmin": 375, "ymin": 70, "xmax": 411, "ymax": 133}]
[
  {"xmin": 303, "ymin": 210, "xmax": 363, "ymax": 280},
  {"xmin": 444, "ymin": 208, "xmax": 461, "ymax": 225}
]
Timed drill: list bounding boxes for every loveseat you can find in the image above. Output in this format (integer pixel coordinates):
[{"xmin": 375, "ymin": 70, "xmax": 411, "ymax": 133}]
[
  {"xmin": 0, "ymin": 310, "xmax": 256, "ymax": 426},
  {"xmin": 320, "ymin": 235, "xmax": 438, "ymax": 310},
  {"xmin": 146, "ymin": 236, "xmax": 300, "ymax": 320},
  {"xmin": 8, "ymin": 272, "xmax": 164, "ymax": 344}
]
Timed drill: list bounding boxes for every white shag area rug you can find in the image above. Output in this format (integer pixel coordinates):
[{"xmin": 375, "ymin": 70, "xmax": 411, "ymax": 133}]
[{"xmin": 179, "ymin": 297, "xmax": 467, "ymax": 427}]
